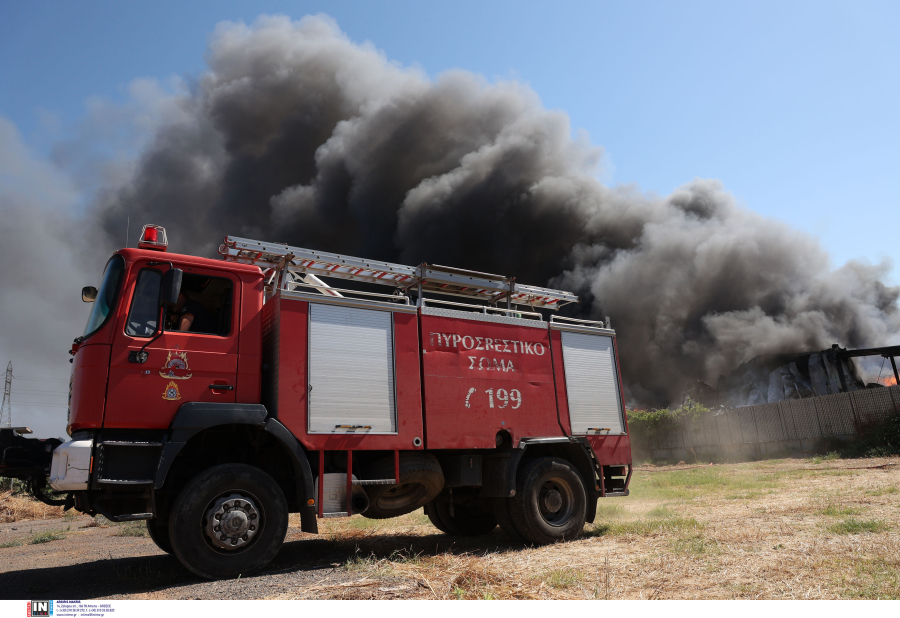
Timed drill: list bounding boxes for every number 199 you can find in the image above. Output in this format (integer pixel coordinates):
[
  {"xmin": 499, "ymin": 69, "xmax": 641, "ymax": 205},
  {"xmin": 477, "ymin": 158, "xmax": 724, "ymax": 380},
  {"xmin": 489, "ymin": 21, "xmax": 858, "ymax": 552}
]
[{"xmin": 485, "ymin": 388, "xmax": 521, "ymax": 409}]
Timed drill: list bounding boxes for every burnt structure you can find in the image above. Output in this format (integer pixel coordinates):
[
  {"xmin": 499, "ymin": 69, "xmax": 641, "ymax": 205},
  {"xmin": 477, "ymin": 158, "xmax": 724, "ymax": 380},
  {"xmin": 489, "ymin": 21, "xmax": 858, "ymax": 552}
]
[{"xmin": 691, "ymin": 345, "xmax": 900, "ymax": 409}]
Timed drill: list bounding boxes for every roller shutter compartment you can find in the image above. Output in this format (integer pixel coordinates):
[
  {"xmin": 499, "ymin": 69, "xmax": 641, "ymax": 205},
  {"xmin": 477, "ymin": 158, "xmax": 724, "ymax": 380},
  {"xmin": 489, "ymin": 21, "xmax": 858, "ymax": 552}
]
[
  {"xmin": 560, "ymin": 331, "xmax": 625, "ymax": 435},
  {"xmin": 308, "ymin": 303, "xmax": 397, "ymax": 433}
]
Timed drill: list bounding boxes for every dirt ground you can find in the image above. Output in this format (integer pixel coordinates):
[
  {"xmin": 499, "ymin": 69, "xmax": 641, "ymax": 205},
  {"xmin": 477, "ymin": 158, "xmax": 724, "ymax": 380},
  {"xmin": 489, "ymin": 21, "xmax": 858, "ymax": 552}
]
[{"xmin": 1, "ymin": 456, "xmax": 898, "ymax": 600}]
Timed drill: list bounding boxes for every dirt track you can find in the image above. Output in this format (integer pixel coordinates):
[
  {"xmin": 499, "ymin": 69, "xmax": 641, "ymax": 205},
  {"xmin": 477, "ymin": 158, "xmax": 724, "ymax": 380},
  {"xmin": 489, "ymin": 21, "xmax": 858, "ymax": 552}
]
[{"xmin": 1, "ymin": 456, "xmax": 898, "ymax": 599}]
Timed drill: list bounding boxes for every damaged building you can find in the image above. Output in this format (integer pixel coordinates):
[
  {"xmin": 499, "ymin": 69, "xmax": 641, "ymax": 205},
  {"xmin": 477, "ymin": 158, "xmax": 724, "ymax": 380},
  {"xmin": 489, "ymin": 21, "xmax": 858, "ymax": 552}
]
[{"xmin": 690, "ymin": 345, "xmax": 900, "ymax": 408}]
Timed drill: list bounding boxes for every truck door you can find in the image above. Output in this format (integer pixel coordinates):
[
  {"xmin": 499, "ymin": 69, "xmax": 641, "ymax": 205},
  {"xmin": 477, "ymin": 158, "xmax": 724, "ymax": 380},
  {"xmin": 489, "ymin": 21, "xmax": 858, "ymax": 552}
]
[{"xmin": 103, "ymin": 263, "xmax": 240, "ymax": 429}]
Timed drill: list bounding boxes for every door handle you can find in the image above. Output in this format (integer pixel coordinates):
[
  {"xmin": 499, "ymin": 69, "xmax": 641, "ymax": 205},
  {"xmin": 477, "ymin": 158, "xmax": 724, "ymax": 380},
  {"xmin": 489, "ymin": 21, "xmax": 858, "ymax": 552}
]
[{"xmin": 209, "ymin": 384, "xmax": 234, "ymax": 391}]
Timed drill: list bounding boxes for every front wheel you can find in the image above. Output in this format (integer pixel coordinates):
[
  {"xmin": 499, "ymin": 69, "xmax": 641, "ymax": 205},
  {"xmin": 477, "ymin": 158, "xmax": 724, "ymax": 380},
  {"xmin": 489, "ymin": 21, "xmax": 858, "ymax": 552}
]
[
  {"xmin": 510, "ymin": 457, "xmax": 587, "ymax": 545},
  {"xmin": 168, "ymin": 464, "xmax": 288, "ymax": 580}
]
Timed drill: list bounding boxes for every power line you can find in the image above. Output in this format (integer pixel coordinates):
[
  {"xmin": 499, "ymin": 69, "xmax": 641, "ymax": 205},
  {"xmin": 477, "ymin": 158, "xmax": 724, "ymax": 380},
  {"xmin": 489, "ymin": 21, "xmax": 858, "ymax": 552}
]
[{"xmin": 15, "ymin": 376, "xmax": 70, "ymax": 383}]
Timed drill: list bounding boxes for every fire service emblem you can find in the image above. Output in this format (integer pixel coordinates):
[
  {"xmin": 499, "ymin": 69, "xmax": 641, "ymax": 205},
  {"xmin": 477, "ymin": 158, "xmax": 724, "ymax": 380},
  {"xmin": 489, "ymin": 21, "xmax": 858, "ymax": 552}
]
[
  {"xmin": 159, "ymin": 350, "xmax": 192, "ymax": 380},
  {"xmin": 162, "ymin": 381, "xmax": 182, "ymax": 401}
]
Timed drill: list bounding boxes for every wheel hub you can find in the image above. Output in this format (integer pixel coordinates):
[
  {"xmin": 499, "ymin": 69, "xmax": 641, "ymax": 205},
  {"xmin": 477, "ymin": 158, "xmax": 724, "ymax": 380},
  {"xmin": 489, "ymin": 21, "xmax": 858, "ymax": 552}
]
[
  {"xmin": 537, "ymin": 478, "xmax": 575, "ymax": 526},
  {"xmin": 204, "ymin": 493, "xmax": 260, "ymax": 550},
  {"xmin": 543, "ymin": 489, "xmax": 563, "ymax": 513}
]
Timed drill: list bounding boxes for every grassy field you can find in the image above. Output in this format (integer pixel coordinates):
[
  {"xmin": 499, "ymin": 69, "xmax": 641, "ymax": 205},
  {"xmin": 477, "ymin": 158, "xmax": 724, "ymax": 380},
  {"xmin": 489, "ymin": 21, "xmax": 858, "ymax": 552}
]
[
  {"xmin": 1, "ymin": 456, "xmax": 897, "ymax": 599},
  {"xmin": 281, "ymin": 457, "xmax": 900, "ymax": 600}
]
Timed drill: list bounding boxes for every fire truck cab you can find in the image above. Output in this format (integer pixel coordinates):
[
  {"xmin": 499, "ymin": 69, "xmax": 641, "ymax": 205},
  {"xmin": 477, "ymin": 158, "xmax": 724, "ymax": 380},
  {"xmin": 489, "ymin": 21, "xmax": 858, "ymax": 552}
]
[{"xmin": 0, "ymin": 225, "xmax": 632, "ymax": 580}]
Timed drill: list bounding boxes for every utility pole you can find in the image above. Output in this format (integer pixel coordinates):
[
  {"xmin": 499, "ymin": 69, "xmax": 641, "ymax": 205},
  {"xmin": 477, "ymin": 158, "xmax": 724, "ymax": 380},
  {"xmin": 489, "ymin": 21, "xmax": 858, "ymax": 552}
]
[
  {"xmin": 1, "ymin": 361, "xmax": 12, "ymax": 428},
  {"xmin": 1, "ymin": 362, "xmax": 11, "ymax": 491}
]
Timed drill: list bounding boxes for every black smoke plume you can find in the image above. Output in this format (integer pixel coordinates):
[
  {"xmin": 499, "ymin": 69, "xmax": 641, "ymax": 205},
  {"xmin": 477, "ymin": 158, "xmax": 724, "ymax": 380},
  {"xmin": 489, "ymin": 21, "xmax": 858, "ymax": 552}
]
[{"xmin": 90, "ymin": 15, "xmax": 899, "ymax": 406}]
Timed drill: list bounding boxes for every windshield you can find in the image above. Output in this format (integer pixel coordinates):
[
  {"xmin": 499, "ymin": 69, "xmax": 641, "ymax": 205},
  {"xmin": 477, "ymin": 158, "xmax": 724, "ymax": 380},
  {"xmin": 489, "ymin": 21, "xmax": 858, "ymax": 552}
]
[{"xmin": 83, "ymin": 255, "xmax": 126, "ymax": 338}]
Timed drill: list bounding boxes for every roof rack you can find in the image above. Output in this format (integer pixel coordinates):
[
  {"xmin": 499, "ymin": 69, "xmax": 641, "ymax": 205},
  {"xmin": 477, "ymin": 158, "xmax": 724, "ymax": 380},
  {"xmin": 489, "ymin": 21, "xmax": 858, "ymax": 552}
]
[{"xmin": 219, "ymin": 236, "xmax": 579, "ymax": 310}]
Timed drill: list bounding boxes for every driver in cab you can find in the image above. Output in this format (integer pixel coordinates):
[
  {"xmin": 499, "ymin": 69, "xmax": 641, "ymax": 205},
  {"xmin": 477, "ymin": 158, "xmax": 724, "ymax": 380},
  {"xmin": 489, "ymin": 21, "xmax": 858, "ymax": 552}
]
[{"xmin": 167, "ymin": 293, "xmax": 215, "ymax": 334}]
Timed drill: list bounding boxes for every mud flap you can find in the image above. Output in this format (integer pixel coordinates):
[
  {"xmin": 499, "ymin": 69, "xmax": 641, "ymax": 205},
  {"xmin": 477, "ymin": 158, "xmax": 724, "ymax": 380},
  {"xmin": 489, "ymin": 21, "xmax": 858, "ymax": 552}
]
[
  {"xmin": 480, "ymin": 449, "xmax": 525, "ymax": 498},
  {"xmin": 586, "ymin": 492, "xmax": 598, "ymax": 524}
]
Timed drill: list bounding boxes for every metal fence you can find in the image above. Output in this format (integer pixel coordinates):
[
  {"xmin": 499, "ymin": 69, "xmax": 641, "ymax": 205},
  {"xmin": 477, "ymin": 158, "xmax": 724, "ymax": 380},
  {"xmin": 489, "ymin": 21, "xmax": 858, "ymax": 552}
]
[{"xmin": 644, "ymin": 385, "xmax": 900, "ymax": 456}]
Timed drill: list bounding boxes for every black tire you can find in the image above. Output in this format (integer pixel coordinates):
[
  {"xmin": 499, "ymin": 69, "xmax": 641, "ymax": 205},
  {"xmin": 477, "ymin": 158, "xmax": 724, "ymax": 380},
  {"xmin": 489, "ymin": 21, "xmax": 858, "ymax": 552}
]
[
  {"xmin": 423, "ymin": 501, "xmax": 452, "ymax": 533},
  {"xmin": 361, "ymin": 452, "xmax": 444, "ymax": 519},
  {"xmin": 426, "ymin": 496, "xmax": 497, "ymax": 536},
  {"xmin": 146, "ymin": 518, "xmax": 173, "ymax": 554},
  {"xmin": 493, "ymin": 497, "xmax": 526, "ymax": 542},
  {"xmin": 510, "ymin": 457, "xmax": 587, "ymax": 545},
  {"xmin": 424, "ymin": 501, "xmax": 453, "ymax": 534},
  {"xmin": 168, "ymin": 464, "xmax": 288, "ymax": 580}
]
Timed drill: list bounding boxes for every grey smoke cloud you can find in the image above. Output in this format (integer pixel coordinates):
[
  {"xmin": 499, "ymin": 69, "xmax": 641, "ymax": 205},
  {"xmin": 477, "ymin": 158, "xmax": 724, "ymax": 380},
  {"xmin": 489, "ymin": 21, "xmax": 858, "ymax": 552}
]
[
  {"xmin": 4, "ymin": 14, "xmax": 898, "ymax": 436},
  {"xmin": 0, "ymin": 118, "xmax": 99, "ymax": 436},
  {"xmin": 94, "ymin": 14, "xmax": 900, "ymax": 404}
]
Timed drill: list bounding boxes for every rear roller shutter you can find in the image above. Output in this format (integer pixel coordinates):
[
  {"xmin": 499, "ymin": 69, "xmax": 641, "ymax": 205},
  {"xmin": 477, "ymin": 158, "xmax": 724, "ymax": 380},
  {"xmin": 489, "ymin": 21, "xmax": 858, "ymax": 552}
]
[
  {"xmin": 308, "ymin": 303, "xmax": 397, "ymax": 433},
  {"xmin": 560, "ymin": 331, "xmax": 625, "ymax": 435}
]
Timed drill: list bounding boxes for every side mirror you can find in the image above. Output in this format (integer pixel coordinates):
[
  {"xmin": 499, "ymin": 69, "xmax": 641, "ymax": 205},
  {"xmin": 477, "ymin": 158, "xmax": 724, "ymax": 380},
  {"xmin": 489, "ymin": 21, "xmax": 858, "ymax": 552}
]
[
  {"xmin": 82, "ymin": 286, "xmax": 98, "ymax": 303},
  {"xmin": 160, "ymin": 268, "xmax": 183, "ymax": 305}
]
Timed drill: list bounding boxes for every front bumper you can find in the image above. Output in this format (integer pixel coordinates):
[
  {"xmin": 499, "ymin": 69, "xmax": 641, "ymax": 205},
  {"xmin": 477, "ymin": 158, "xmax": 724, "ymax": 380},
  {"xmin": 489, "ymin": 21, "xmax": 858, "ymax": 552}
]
[{"xmin": 48, "ymin": 439, "xmax": 93, "ymax": 491}]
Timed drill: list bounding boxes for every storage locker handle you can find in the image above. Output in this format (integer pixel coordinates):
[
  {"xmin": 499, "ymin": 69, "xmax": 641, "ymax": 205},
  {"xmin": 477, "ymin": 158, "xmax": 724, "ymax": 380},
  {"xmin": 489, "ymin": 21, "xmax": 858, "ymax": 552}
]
[
  {"xmin": 587, "ymin": 427, "xmax": 611, "ymax": 432},
  {"xmin": 209, "ymin": 384, "xmax": 234, "ymax": 391},
  {"xmin": 335, "ymin": 425, "xmax": 372, "ymax": 430}
]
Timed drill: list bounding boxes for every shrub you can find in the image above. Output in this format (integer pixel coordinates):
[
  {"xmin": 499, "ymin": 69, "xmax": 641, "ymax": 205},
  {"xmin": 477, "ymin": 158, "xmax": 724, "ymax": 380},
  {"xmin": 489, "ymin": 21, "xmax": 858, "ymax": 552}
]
[
  {"xmin": 840, "ymin": 412, "xmax": 900, "ymax": 458},
  {"xmin": 627, "ymin": 399, "xmax": 710, "ymax": 456}
]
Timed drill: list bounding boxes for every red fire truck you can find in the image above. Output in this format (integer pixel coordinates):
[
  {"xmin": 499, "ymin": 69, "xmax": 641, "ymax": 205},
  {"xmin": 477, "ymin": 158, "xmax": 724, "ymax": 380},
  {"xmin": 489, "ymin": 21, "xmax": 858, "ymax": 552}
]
[{"xmin": 0, "ymin": 224, "xmax": 631, "ymax": 579}]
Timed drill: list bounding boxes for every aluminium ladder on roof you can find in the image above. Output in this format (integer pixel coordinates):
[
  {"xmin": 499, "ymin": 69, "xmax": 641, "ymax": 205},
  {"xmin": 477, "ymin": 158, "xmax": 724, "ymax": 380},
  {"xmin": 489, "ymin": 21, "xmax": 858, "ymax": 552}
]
[{"xmin": 219, "ymin": 235, "xmax": 579, "ymax": 310}]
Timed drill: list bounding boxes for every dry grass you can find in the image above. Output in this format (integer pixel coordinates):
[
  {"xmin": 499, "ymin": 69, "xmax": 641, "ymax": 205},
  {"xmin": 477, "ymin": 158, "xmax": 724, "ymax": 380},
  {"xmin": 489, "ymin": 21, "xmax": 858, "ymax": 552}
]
[
  {"xmin": 113, "ymin": 521, "xmax": 149, "ymax": 537},
  {"xmin": 280, "ymin": 456, "xmax": 900, "ymax": 600},
  {"xmin": 29, "ymin": 528, "xmax": 68, "ymax": 544},
  {"xmin": 0, "ymin": 490, "xmax": 64, "ymax": 523}
]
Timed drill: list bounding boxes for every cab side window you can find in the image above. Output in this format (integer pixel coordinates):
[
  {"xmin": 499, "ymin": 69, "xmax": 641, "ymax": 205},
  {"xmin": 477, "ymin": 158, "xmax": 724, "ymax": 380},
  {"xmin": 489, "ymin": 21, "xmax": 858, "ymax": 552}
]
[
  {"xmin": 125, "ymin": 269, "xmax": 162, "ymax": 337},
  {"xmin": 167, "ymin": 273, "xmax": 233, "ymax": 336}
]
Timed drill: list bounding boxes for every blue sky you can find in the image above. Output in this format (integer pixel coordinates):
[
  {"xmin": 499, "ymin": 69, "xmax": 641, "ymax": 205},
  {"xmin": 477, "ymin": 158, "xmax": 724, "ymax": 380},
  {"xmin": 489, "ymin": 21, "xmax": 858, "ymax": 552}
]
[{"xmin": 2, "ymin": 0, "xmax": 897, "ymax": 277}]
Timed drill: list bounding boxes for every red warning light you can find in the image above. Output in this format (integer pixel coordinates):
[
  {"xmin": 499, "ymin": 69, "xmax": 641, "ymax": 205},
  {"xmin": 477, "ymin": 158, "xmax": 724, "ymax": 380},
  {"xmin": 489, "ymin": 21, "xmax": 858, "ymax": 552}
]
[{"xmin": 138, "ymin": 224, "xmax": 168, "ymax": 252}]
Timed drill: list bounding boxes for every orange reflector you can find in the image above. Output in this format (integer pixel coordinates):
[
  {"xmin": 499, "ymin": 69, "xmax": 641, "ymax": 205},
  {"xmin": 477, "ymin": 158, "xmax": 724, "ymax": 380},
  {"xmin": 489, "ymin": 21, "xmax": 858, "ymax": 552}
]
[{"xmin": 307, "ymin": 498, "xmax": 315, "ymax": 506}]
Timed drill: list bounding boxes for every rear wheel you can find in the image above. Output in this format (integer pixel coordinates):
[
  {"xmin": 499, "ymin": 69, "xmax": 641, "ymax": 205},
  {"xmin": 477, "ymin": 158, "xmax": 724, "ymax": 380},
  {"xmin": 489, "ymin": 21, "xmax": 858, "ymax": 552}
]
[
  {"xmin": 510, "ymin": 457, "xmax": 586, "ymax": 545},
  {"xmin": 168, "ymin": 464, "xmax": 288, "ymax": 580},
  {"xmin": 493, "ymin": 497, "xmax": 526, "ymax": 542},
  {"xmin": 425, "ymin": 495, "xmax": 497, "ymax": 536},
  {"xmin": 146, "ymin": 518, "xmax": 173, "ymax": 554},
  {"xmin": 362, "ymin": 453, "xmax": 444, "ymax": 519},
  {"xmin": 424, "ymin": 501, "xmax": 452, "ymax": 534}
]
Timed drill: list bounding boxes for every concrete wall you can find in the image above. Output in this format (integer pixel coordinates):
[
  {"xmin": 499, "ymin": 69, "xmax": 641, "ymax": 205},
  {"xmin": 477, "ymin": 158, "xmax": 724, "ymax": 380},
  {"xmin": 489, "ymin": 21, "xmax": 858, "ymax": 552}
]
[{"xmin": 643, "ymin": 385, "xmax": 899, "ymax": 461}]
